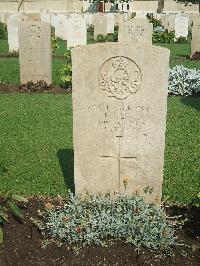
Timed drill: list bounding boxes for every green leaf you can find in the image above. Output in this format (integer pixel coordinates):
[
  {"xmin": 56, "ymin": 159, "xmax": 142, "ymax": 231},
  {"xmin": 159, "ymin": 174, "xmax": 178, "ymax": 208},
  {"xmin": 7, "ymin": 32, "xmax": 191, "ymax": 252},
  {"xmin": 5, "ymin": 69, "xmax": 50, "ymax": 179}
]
[
  {"xmin": 0, "ymin": 226, "xmax": 3, "ymax": 244},
  {"xmin": 8, "ymin": 202, "xmax": 23, "ymax": 219},
  {"xmin": 11, "ymin": 195, "xmax": 28, "ymax": 203},
  {"xmin": 0, "ymin": 211, "xmax": 9, "ymax": 222}
]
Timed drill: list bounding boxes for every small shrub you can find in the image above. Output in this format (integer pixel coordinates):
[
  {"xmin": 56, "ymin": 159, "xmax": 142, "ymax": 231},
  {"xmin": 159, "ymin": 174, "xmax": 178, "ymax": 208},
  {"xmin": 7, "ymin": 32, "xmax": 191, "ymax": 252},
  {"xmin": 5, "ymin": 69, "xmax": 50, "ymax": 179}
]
[
  {"xmin": 153, "ymin": 31, "xmax": 175, "ymax": 43},
  {"xmin": 113, "ymin": 25, "xmax": 119, "ymax": 42},
  {"xmin": 87, "ymin": 24, "xmax": 94, "ymax": 36},
  {"xmin": 176, "ymin": 36, "xmax": 188, "ymax": 44},
  {"xmin": 36, "ymin": 192, "xmax": 176, "ymax": 251},
  {"xmin": 0, "ymin": 194, "xmax": 28, "ymax": 243},
  {"xmin": 60, "ymin": 50, "xmax": 72, "ymax": 89},
  {"xmin": 96, "ymin": 34, "xmax": 106, "ymax": 42},
  {"xmin": 148, "ymin": 17, "xmax": 162, "ymax": 29},
  {"xmin": 51, "ymin": 37, "xmax": 59, "ymax": 55},
  {"xmin": 0, "ymin": 22, "xmax": 7, "ymax": 39},
  {"xmin": 153, "ymin": 26, "xmax": 165, "ymax": 33},
  {"xmin": 168, "ymin": 65, "xmax": 200, "ymax": 96},
  {"xmin": 8, "ymin": 51, "xmax": 19, "ymax": 57},
  {"xmin": 191, "ymin": 51, "xmax": 200, "ymax": 61},
  {"xmin": 19, "ymin": 81, "xmax": 53, "ymax": 92}
]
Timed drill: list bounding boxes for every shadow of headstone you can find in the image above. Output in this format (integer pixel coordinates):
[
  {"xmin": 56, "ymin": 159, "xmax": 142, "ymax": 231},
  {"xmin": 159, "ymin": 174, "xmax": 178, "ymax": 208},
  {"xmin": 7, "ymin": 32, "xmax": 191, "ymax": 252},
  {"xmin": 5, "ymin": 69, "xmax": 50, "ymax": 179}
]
[
  {"xmin": 181, "ymin": 96, "xmax": 200, "ymax": 111},
  {"xmin": 57, "ymin": 149, "xmax": 75, "ymax": 193}
]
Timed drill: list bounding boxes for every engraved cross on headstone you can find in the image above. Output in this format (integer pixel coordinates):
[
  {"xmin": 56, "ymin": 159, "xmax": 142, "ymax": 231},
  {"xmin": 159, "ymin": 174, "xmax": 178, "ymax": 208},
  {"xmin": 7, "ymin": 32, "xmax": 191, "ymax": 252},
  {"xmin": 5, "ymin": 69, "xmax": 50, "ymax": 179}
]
[{"xmin": 101, "ymin": 135, "xmax": 137, "ymax": 193}]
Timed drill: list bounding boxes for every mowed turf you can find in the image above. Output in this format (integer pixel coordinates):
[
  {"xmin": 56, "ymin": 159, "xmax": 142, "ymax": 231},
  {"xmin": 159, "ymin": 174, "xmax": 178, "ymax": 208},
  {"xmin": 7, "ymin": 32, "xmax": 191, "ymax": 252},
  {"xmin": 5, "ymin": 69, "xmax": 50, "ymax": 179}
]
[
  {"xmin": 0, "ymin": 39, "xmax": 200, "ymax": 85},
  {"xmin": 0, "ymin": 94, "xmax": 199, "ymax": 204}
]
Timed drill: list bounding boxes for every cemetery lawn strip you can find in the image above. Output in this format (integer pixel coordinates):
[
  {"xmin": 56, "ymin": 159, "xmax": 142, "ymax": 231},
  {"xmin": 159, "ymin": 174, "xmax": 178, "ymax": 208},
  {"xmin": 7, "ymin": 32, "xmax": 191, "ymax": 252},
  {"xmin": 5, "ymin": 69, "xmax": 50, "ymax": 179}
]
[
  {"xmin": 164, "ymin": 96, "xmax": 200, "ymax": 204},
  {"xmin": 0, "ymin": 94, "xmax": 73, "ymax": 196},
  {"xmin": 0, "ymin": 94, "xmax": 199, "ymax": 205},
  {"xmin": 0, "ymin": 57, "xmax": 67, "ymax": 85},
  {"xmin": 0, "ymin": 197, "xmax": 199, "ymax": 266},
  {"xmin": 0, "ymin": 39, "xmax": 8, "ymax": 55}
]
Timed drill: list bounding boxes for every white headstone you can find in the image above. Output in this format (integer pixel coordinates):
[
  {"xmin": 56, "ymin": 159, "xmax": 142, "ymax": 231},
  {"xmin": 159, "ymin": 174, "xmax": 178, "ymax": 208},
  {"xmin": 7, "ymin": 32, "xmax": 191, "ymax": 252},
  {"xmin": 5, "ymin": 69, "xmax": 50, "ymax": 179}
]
[
  {"xmin": 175, "ymin": 15, "xmax": 189, "ymax": 39},
  {"xmin": 67, "ymin": 15, "xmax": 87, "ymax": 49},
  {"xmin": 7, "ymin": 15, "xmax": 28, "ymax": 53},
  {"xmin": 72, "ymin": 42, "xmax": 170, "ymax": 203},
  {"xmin": 107, "ymin": 13, "xmax": 115, "ymax": 33}
]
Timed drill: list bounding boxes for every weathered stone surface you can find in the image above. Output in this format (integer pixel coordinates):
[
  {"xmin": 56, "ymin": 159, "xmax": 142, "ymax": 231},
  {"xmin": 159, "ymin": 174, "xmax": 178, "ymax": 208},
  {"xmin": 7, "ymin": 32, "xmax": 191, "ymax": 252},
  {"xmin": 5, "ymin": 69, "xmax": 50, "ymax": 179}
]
[
  {"xmin": 118, "ymin": 18, "xmax": 153, "ymax": 45},
  {"xmin": 19, "ymin": 21, "xmax": 52, "ymax": 84},
  {"xmin": 7, "ymin": 14, "xmax": 28, "ymax": 52},
  {"xmin": 106, "ymin": 13, "xmax": 114, "ymax": 33},
  {"xmin": 191, "ymin": 37, "xmax": 200, "ymax": 57},
  {"xmin": 67, "ymin": 14, "xmax": 87, "ymax": 49},
  {"xmin": 191, "ymin": 19, "xmax": 200, "ymax": 57},
  {"xmin": 93, "ymin": 13, "xmax": 107, "ymax": 40},
  {"xmin": 175, "ymin": 15, "xmax": 189, "ymax": 39},
  {"xmin": 167, "ymin": 15, "xmax": 176, "ymax": 32},
  {"xmin": 72, "ymin": 43, "xmax": 170, "ymax": 202}
]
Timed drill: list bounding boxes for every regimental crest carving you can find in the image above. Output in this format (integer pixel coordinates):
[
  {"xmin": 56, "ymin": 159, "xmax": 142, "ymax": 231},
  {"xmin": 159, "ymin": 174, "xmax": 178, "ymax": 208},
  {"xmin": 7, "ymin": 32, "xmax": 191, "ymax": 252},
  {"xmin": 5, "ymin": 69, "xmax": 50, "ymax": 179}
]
[
  {"xmin": 27, "ymin": 25, "xmax": 41, "ymax": 46},
  {"xmin": 99, "ymin": 56, "xmax": 142, "ymax": 100}
]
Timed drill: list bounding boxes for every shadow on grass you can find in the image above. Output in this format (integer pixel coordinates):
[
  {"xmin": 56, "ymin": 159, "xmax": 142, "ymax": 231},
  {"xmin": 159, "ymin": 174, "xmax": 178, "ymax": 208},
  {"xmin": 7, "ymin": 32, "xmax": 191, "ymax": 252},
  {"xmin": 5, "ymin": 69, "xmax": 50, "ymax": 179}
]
[
  {"xmin": 57, "ymin": 149, "xmax": 75, "ymax": 193},
  {"xmin": 181, "ymin": 96, "xmax": 200, "ymax": 111}
]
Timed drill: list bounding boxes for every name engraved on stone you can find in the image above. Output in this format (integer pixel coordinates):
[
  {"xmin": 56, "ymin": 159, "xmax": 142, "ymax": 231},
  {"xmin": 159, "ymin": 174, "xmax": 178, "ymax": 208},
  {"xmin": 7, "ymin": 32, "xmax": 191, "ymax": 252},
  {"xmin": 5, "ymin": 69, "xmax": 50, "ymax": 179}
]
[
  {"xmin": 88, "ymin": 104, "xmax": 148, "ymax": 134},
  {"xmin": 99, "ymin": 56, "xmax": 142, "ymax": 100},
  {"xmin": 127, "ymin": 25, "xmax": 147, "ymax": 38}
]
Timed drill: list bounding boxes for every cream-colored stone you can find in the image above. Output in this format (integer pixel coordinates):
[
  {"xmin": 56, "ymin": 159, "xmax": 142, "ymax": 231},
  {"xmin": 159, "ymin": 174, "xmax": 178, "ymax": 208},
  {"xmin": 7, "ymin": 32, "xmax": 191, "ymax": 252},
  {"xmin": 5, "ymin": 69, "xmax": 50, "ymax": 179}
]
[
  {"xmin": 191, "ymin": 37, "xmax": 200, "ymax": 56},
  {"xmin": 175, "ymin": 15, "xmax": 189, "ymax": 39},
  {"xmin": 7, "ymin": 14, "xmax": 28, "ymax": 52},
  {"xmin": 67, "ymin": 14, "xmax": 87, "ymax": 49},
  {"xmin": 118, "ymin": 19, "xmax": 153, "ymax": 45},
  {"xmin": 93, "ymin": 13, "xmax": 107, "ymax": 40},
  {"xmin": 19, "ymin": 21, "xmax": 52, "ymax": 84},
  {"xmin": 72, "ymin": 43, "xmax": 170, "ymax": 203},
  {"xmin": 167, "ymin": 15, "xmax": 176, "ymax": 32}
]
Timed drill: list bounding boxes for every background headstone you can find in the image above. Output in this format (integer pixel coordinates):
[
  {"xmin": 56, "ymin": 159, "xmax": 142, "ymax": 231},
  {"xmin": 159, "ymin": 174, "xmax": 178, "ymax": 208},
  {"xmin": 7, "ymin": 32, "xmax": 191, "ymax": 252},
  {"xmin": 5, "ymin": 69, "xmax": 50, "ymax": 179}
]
[
  {"xmin": 106, "ymin": 13, "xmax": 114, "ymax": 33},
  {"xmin": 72, "ymin": 43, "xmax": 170, "ymax": 203},
  {"xmin": 93, "ymin": 13, "xmax": 107, "ymax": 40},
  {"xmin": 67, "ymin": 15, "xmax": 87, "ymax": 49},
  {"xmin": 175, "ymin": 15, "xmax": 189, "ymax": 39},
  {"xmin": 118, "ymin": 18, "xmax": 153, "ymax": 45},
  {"xmin": 7, "ymin": 14, "xmax": 28, "ymax": 53},
  {"xmin": 19, "ymin": 21, "xmax": 52, "ymax": 84}
]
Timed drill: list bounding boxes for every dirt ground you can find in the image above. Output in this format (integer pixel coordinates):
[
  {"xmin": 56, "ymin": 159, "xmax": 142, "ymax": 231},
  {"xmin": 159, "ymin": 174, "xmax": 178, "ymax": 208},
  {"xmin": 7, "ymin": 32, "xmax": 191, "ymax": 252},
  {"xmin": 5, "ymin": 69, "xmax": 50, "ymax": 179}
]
[{"xmin": 0, "ymin": 198, "xmax": 199, "ymax": 266}]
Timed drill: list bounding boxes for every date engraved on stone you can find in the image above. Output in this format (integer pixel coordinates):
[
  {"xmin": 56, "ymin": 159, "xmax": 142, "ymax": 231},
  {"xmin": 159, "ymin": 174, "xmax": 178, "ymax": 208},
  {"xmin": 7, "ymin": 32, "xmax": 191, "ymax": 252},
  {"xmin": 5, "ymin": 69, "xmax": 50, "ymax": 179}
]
[{"xmin": 99, "ymin": 56, "xmax": 142, "ymax": 100}]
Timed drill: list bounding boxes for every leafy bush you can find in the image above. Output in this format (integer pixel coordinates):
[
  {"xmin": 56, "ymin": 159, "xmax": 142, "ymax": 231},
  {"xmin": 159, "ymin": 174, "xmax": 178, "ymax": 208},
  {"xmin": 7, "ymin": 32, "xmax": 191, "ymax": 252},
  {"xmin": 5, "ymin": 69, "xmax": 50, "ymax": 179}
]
[
  {"xmin": 51, "ymin": 37, "xmax": 59, "ymax": 55},
  {"xmin": 19, "ymin": 81, "xmax": 53, "ymax": 92},
  {"xmin": 96, "ymin": 34, "xmax": 106, "ymax": 42},
  {"xmin": 176, "ymin": 36, "xmax": 188, "ymax": 44},
  {"xmin": 59, "ymin": 50, "xmax": 72, "ymax": 89},
  {"xmin": 0, "ymin": 194, "xmax": 28, "ymax": 243},
  {"xmin": 0, "ymin": 22, "xmax": 7, "ymax": 39},
  {"xmin": 168, "ymin": 65, "xmax": 200, "ymax": 96},
  {"xmin": 148, "ymin": 17, "xmax": 162, "ymax": 29},
  {"xmin": 153, "ymin": 31, "xmax": 175, "ymax": 43},
  {"xmin": 87, "ymin": 25, "xmax": 94, "ymax": 36},
  {"xmin": 154, "ymin": 26, "xmax": 165, "ymax": 33},
  {"xmin": 191, "ymin": 51, "xmax": 200, "ymax": 60},
  {"xmin": 36, "ymin": 192, "xmax": 176, "ymax": 250}
]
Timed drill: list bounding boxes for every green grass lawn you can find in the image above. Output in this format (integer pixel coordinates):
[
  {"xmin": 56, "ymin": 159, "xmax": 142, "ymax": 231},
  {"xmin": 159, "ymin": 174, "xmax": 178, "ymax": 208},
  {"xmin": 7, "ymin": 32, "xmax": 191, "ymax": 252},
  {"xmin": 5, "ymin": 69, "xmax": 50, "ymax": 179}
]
[
  {"xmin": 0, "ymin": 37, "xmax": 199, "ymax": 85},
  {"xmin": 0, "ymin": 39, "xmax": 9, "ymax": 55},
  {"xmin": 0, "ymin": 94, "xmax": 199, "ymax": 204},
  {"xmin": 0, "ymin": 37, "xmax": 199, "ymax": 204}
]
